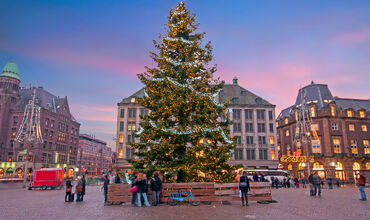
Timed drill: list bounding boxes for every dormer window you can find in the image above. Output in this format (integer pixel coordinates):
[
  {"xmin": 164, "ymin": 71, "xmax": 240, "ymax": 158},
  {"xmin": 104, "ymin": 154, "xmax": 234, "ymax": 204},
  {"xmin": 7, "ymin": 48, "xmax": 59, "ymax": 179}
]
[
  {"xmin": 347, "ymin": 109, "xmax": 353, "ymax": 117},
  {"xmin": 241, "ymin": 90, "xmax": 246, "ymax": 96},
  {"xmin": 310, "ymin": 106, "xmax": 316, "ymax": 117},
  {"xmin": 231, "ymin": 97, "xmax": 239, "ymax": 104},
  {"xmin": 330, "ymin": 105, "xmax": 335, "ymax": 116},
  {"xmin": 359, "ymin": 110, "xmax": 365, "ymax": 118},
  {"xmin": 131, "ymin": 97, "xmax": 136, "ymax": 103},
  {"xmin": 284, "ymin": 118, "xmax": 288, "ymax": 125}
]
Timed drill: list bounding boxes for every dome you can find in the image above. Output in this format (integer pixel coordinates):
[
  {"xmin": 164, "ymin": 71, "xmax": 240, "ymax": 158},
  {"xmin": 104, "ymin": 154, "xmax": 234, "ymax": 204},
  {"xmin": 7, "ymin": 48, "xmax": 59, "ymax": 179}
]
[{"xmin": 1, "ymin": 61, "xmax": 20, "ymax": 80}]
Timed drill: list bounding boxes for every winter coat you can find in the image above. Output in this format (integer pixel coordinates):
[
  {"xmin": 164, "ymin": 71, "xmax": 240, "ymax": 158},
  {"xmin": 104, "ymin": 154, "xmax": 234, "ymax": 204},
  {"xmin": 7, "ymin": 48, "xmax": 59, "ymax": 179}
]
[
  {"xmin": 103, "ymin": 178, "xmax": 109, "ymax": 191},
  {"xmin": 150, "ymin": 176, "xmax": 162, "ymax": 191},
  {"xmin": 312, "ymin": 174, "xmax": 320, "ymax": 185},
  {"xmin": 82, "ymin": 178, "xmax": 86, "ymax": 195},
  {"xmin": 115, "ymin": 175, "xmax": 121, "ymax": 184},
  {"xmin": 136, "ymin": 179, "xmax": 148, "ymax": 193},
  {"xmin": 239, "ymin": 176, "xmax": 251, "ymax": 191},
  {"xmin": 131, "ymin": 176, "xmax": 137, "ymax": 187},
  {"xmin": 358, "ymin": 174, "xmax": 366, "ymax": 186}
]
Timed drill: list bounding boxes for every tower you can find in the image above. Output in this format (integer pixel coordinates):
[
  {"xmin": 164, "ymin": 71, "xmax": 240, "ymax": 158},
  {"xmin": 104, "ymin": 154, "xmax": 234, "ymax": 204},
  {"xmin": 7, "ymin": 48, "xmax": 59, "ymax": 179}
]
[{"xmin": 0, "ymin": 61, "xmax": 21, "ymax": 161}]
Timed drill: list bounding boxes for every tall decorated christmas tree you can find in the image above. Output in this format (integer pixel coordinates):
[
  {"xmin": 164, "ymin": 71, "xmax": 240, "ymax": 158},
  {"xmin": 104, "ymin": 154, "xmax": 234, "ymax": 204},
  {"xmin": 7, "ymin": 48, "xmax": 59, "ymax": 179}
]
[{"xmin": 130, "ymin": 2, "xmax": 236, "ymax": 183}]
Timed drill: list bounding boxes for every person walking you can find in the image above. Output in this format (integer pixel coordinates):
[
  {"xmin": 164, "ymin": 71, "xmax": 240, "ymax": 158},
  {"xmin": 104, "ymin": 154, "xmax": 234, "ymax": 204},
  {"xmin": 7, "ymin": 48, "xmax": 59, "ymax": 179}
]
[
  {"xmin": 102, "ymin": 174, "xmax": 110, "ymax": 205},
  {"xmin": 131, "ymin": 172, "xmax": 138, "ymax": 206},
  {"xmin": 76, "ymin": 176, "xmax": 83, "ymax": 202},
  {"xmin": 274, "ymin": 178, "xmax": 279, "ymax": 189},
  {"xmin": 328, "ymin": 178, "xmax": 333, "ymax": 189},
  {"xmin": 115, "ymin": 174, "xmax": 121, "ymax": 184},
  {"xmin": 65, "ymin": 177, "xmax": 73, "ymax": 202},
  {"xmin": 136, "ymin": 173, "xmax": 150, "ymax": 207},
  {"xmin": 312, "ymin": 172, "xmax": 321, "ymax": 196},
  {"xmin": 81, "ymin": 175, "xmax": 86, "ymax": 201},
  {"xmin": 308, "ymin": 174, "xmax": 314, "ymax": 196},
  {"xmin": 150, "ymin": 171, "xmax": 162, "ymax": 206},
  {"xmin": 357, "ymin": 173, "xmax": 367, "ymax": 201},
  {"xmin": 239, "ymin": 171, "xmax": 251, "ymax": 206}
]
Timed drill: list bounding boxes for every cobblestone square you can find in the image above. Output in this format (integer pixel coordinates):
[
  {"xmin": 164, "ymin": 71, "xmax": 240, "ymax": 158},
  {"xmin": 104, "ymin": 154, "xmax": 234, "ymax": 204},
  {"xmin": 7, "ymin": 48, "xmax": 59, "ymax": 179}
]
[{"xmin": 0, "ymin": 183, "xmax": 368, "ymax": 220}]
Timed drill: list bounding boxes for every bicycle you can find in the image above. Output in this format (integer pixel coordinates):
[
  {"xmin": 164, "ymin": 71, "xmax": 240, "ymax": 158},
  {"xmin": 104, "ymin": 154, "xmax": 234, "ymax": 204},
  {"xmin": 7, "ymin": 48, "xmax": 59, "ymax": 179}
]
[{"xmin": 167, "ymin": 190, "xmax": 201, "ymax": 206}]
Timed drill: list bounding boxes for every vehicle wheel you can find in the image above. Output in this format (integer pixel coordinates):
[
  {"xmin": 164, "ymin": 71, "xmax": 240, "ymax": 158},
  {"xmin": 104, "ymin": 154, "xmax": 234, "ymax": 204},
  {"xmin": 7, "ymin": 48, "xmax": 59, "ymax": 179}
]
[
  {"xmin": 28, "ymin": 187, "xmax": 32, "ymax": 190},
  {"xmin": 189, "ymin": 196, "xmax": 200, "ymax": 206},
  {"xmin": 167, "ymin": 196, "xmax": 178, "ymax": 206},
  {"xmin": 41, "ymin": 185, "xmax": 47, "ymax": 190}
]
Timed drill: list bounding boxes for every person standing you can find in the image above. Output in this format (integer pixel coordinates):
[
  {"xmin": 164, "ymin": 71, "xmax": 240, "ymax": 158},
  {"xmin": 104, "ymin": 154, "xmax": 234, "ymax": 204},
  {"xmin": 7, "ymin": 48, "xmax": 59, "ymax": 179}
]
[
  {"xmin": 308, "ymin": 174, "xmax": 314, "ymax": 196},
  {"xmin": 312, "ymin": 172, "xmax": 321, "ymax": 196},
  {"xmin": 274, "ymin": 178, "xmax": 279, "ymax": 189},
  {"xmin": 76, "ymin": 176, "xmax": 83, "ymax": 202},
  {"xmin": 115, "ymin": 174, "xmax": 121, "ymax": 184},
  {"xmin": 102, "ymin": 174, "xmax": 110, "ymax": 205},
  {"xmin": 131, "ymin": 172, "xmax": 138, "ymax": 206},
  {"xmin": 65, "ymin": 177, "xmax": 73, "ymax": 202},
  {"xmin": 239, "ymin": 171, "xmax": 251, "ymax": 206},
  {"xmin": 357, "ymin": 173, "xmax": 367, "ymax": 201},
  {"xmin": 136, "ymin": 173, "xmax": 150, "ymax": 207},
  {"xmin": 150, "ymin": 171, "xmax": 162, "ymax": 206},
  {"xmin": 253, "ymin": 172, "xmax": 259, "ymax": 182},
  {"xmin": 81, "ymin": 175, "xmax": 86, "ymax": 201}
]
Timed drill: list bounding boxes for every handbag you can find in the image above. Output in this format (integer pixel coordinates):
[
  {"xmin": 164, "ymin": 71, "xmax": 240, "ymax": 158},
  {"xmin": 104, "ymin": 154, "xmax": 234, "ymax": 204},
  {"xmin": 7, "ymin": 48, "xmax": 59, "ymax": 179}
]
[
  {"xmin": 76, "ymin": 186, "xmax": 82, "ymax": 193},
  {"xmin": 130, "ymin": 186, "xmax": 137, "ymax": 193},
  {"xmin": 66, "ymin": 187, "xmax": 72, "ymax": 193},
  {"xmin": 239, "ymin": 181, "xmax": 247, "ymax": 187}
]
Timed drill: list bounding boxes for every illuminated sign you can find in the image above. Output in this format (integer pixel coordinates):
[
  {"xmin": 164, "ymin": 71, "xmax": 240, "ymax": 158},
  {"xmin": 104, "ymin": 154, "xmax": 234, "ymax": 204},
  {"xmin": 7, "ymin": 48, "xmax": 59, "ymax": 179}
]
[{"xmin": 280, "ymin": 155, "xmax": 314, "ymax": 163}]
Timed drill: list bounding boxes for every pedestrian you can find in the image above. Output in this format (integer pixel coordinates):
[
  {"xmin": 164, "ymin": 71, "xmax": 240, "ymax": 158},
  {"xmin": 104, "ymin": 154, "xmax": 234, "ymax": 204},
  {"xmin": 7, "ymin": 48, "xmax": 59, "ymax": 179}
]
[
  {"xmin": 253, "ymin": 172, "xmax": 259, "ymax": 182},
  {"xmin": 357, "ymin": 173, "xmax": 367, "ymax": 201},
  {"xmin": 131, "ymin": 172, "xmax": 138, "ymax": 206},
  {"xmin": 308, "ymin": 173, "xmax": 314, "ymax": 196},
  {"xmin": 271, "ymin": 177, "xmax": 275, "ymax": 188},
  {"xmin": 76, "ymin": 176, "xmax": 83, "ymax": 202},
  {"xmin": 65, "ymin": 177, "xmax": 73, "ymax": 202},
  {"xmin": 102, "ymin": 174, "xmax": 109, "ymax": 205},
  {"xmin": 239, "ymin": 171, "xmax": 251, "ymax": 206},
  {"xmin": 115, "ymin": 173, "xmax": 121, "ymax": 184},
  {"xmin": 136, "ymin": 173, "xmax": 150, "ymax": 207},
  {"xmin": 286, "ymin": 177, "xmax": 291, "ymax": 188},
  {"xmin": 336, "ymin": 179, "xmax": 340, "ymax": 188},
  {"xmin": 302, "ymin": 178, "xmax": 306, "ymax": 188},
  {"xmin": 260, "ymin": 173, "xmax": 265, "ymax": 182},
  {"xmin": 321, "ymin": 179, "xmax": 324, "ymax": 189},
  {"xmin": 81, "ymin": 175, "xmax": 86, "ymax": 201},
  {"xmin": 312, "ymin": 172, "xmax": 321, "ymax": 196},
  {"xmin": 150, "ymin": 171, "xmax": 162, "ymax": 206},
  {"xmin": 109, "ymin": 172, "xmax": 115, "ymax": 184},
  {"xmin": 283, "ymin": 178, "xmax": 287, "ymax": 188},
  {"xmin": 274, "ymin": 178, "xmax": 279, "ymax": 189},
  {"xmin": 328, "ymin": 178, "xmax": 333, "ymax": 189}
]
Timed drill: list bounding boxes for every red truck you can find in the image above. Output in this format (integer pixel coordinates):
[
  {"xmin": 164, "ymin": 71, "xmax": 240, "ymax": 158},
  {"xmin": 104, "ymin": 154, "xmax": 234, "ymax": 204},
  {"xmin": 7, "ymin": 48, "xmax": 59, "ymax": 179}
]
[{"xmin": 29, "ymin": 168, "xmax": 65, "ymax": 190}]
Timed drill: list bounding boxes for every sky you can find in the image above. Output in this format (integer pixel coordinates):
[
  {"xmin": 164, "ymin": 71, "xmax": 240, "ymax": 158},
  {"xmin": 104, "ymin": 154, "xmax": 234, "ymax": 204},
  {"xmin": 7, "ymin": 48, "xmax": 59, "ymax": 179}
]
[{"xmin": 1, "ymin": 0, "xmax": 370, "ymax": 149}]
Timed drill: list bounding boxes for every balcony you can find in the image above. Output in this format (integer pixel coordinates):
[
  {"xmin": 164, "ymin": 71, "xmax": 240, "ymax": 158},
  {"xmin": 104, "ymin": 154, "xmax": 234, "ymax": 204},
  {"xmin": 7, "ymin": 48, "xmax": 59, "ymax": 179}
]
[{"xmin": 333, "ymin": 153, "xmax": 347, "ymax": 157}]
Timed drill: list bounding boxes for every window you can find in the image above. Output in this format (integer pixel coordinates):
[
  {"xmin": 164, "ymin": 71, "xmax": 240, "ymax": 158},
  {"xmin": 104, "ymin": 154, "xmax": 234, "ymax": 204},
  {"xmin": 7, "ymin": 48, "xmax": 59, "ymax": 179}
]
[
  {"xmin": 286, "ymin": 144, "xmax": 291, "ymax": 155},
  {"xmin": 311, "ymin": 124, "xmax": 319, "ymax": 131},
  {"xmin": 120, "ymin": 109, "xmax": 125, "ymax": 118},
  {"xmin": 269, "ymin": 123, "xmax": 274, "ymax": 133},
  {"xmin": 128, "ymin": 109, "xmax": 136, "ymax": 118},
  {"xmin": 245, "ymin": 123, "xmax": 253, "ymax": 132},
  {"xmin": 13, "ymin": 116, "xmax": 18, "ymax": 126},
  {"xmin": 310, "ymin": 106, "xmax": 316, "ymax": 117},
  {"xmin": 348, "ymin": 124, "xmax": 355, "ymax": 131},
  {"xmin": 118, "ymin": 148, "xmax": 123, "ymax": 159},
  {"xmin": 140, "ymin": 109, "xmax": 149, "ymax": 116},
  {"xmin": 287, "ymin": 164, "xmax": 293, "ymax": 170},
  {"xmin": 347, "ymin": 110, "xmax": 353, "ymax": 117},
  {"xmin": 50, "ymin": 120, "xmax": 54, "ymax": 128},
  {"xmin": 231, "ymin": 97, "xmax": 239, "ymax": 104},
  {"xmin": 361, "ymin": 125, "xmax": 367, "ymax": 132},
  {"xmin": 359, "ymin": 110, "xmax": 365, "ymax": 118},
  {"xmin": 126, "ymin": 148, "xmax": 134, "ymax": 159},
  {"xmin": 333, "ymin": 138, "xmax": 341, "ymax": 153},
  {"xmin": 245, "ymin": 109, "xmax": 253, "ymax": 119},
  {"xmin": 236, "ymin": 136, "xmax": 241, "ymax": 145},
  {"xmin": 257, "ymin": 110, "xmax": 265, "ymax": 119},
  {"xmin": 234, "ymin": 149, "xmax": 243, "ymax": 160},
  {"xmin": 128, "ymin": 122, "xmax": 136, "ymax": 131},
  {"xmin": 295, "ymin": 110, "xmax": 298, "ymax": 121},
  {"xmin": 257, "ymin": 123, "xmax": 265, "ymax": 132},
  {"xmin": 268, "ymin": 111, "xmax": 273, "ymax": 120},
  {"xmin": 271, "ymin": 149, "xmax": 276, "ymax": 160},
  {"xmin": 259, "ymin": 149, "xmax": 268, "ymax": 160},
  {"xmin": 364, "ymin": 140, "xmax": 370, "ymax": 154},
  {"xmin": 11, "ymin": 128, "xmax": 16, "ymax": 137},
  {"xmin": 130, "ymin": 97, "xmax": 136, "ymax": 103},
  {"xmin": 127, "ymin": 135, "xmax": 135, "ymax": 144},
  {"xmin": 233, "ymin": 109, "xmax": 241, "ymax": 119},
  {"xmin": 246, "ymin": 136, "xmax": 253, "ymax": 145},
  {"xmin": 119, "ymin": 122, "xmax": 124, "ymax": 131},
  {"xmin": 331, "ymin": 122, "xmax": 338, "ymax": 131},
  {"xmin": 330, "ymin": 105, "xmax": 335, "ymax": 116},
  {"xmin": 258, "ymin": 136, "xmax": 266, "ymax": 145},
  {"xmin": 284, "ymin": 118, "xmax": 288, "ymax": 124},
  {"xmin": 312, "ymin": 139, "xmax": 321, "ymax": 154},
  {"xmin": 119, "ymin": 134, "xmax": 124, "ymax": 144},
  {"xmin": 246, "ymin": 149, "xmax": 255, "ymax": 160},
  {"xmin": 350, "ymin": 139, "xmax": 358, "ymax": 155},
  {"xmin": 233, "ymin": 123, "xmax": 241, "ymax": 132},
  {"xmin": 285, "ymin": 129, "xmax": 289, "ymax": 137},
  {"xmin": 270, "ymin": 136, "xmax": 275, "ymax": 145}
]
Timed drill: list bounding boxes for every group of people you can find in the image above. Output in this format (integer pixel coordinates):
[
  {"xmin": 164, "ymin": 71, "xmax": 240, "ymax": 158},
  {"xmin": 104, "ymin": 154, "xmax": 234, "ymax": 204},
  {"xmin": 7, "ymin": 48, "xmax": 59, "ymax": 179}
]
[{"xmin": 65, "ymin": 175, "xmax": 86, "ymax": 202}]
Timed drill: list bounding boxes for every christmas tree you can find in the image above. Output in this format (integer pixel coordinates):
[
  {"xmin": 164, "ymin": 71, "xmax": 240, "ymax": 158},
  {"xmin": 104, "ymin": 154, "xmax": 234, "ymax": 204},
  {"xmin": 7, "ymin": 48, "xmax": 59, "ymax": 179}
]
[{"xmin": 129, "ymin": 1, "xmax": 236, "ymax": 183}]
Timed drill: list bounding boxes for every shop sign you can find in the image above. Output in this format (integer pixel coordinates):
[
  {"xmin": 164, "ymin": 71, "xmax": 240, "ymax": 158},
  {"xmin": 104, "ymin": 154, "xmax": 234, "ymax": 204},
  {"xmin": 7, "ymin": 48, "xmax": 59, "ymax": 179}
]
[{"xmin": 280, "ymin": 155, "xmax": 314, "ymax": 163}]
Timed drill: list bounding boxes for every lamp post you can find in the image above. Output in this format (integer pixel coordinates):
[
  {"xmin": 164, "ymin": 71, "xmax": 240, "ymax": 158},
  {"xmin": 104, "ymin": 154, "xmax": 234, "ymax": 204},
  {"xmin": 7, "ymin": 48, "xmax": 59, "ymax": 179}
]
[{"xmin": 15, "ymin": 88, "xmax": 43, "ymax": 188}]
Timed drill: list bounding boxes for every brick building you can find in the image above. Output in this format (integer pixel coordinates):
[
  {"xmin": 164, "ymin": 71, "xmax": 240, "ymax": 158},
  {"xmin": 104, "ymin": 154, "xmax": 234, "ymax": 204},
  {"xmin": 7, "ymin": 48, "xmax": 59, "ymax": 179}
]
[
  {"xmin": 0, "ymin": 61, "xmax": 80, "ymax": 178},
  {"xmin": 276, "ymin": 81, "xmax": 370, "ymax": 181},
  {"xmin": 115, "ymin": 77, "xmax": 278, "ymax": 170},
  {"xmin": 77, "ymin": 134, "xmax": 113, "ymax": 175}
]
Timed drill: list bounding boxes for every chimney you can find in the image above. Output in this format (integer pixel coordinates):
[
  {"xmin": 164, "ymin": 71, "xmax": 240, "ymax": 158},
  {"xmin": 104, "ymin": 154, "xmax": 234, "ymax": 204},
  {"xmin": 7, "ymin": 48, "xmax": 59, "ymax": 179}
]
[{"xmin": 233, "ymin": 77, "xmax": 238, "ymax": 85}]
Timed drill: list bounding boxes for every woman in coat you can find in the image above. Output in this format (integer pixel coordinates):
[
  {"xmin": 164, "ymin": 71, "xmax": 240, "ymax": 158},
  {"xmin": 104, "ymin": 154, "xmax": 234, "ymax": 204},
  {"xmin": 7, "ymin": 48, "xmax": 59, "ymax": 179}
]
[
  {"xmin": 65, "ymin": 178, "xmax": 73, "ymax": 202},
  {"xmin": 150, "ymin": 171, "xmax": 162, "ymax": 206},
  {"xmin": 76, "ymin": 176, "xmax": 83, "ymax": 202},
  {"xmin": 136, "ymin": 173, "xmax": 150, "ymax": 207},
  {"xmin": 81, "ymin": 175, "xmax": 86, "ymax": 201},
  {"xmin": 239, "ymin": 171, "xmax": 251, "ymax": 206}
]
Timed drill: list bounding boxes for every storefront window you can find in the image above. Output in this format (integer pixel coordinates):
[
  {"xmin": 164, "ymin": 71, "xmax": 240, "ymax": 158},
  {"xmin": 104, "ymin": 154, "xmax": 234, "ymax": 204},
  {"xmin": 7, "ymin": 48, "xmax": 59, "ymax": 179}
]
[
  {"xmin": 6, "ymin": 168, "xmax": 13, "ymax": 177},
  {"xmin": 287, "ymin": 164, "xmax": 293, "ymax": 170},
  {"xmin": 68, "ymin": 168, "xmax": 74, "ymax": 177},
  {"xmin": 313, "ymin": 162, "xmax": 324, "ymax": 170},
  {"xmin": 366, "ymin": 162, "xmax": 370, "ymax": 170},
  {"xmin": 16, "ymin": 168, "xmax": 23, "ymax": 178},
  {"xmin": 0, "ymin": 168, "xmax": 4, "ymax": 178}
]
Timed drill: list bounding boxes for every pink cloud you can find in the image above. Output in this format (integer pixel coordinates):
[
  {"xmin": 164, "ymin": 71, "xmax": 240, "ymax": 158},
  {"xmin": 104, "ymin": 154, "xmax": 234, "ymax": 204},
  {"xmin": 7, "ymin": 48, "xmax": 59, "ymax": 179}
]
[
  {"xmin": 70, "ymin": 103, "xmax": 116, "ymax": 122},
  {"xmin": 331, "ymin": 29, "xmax": 370, "ymax": 45}
]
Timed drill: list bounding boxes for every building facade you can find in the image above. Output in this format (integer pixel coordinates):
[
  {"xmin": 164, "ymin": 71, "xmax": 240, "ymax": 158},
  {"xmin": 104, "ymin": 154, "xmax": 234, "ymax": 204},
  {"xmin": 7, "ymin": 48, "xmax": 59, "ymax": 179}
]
[
  {"xmin": 277, "ymin": 81, "xmax": 370, "ymax": 182},
  {"xmin": 0, "ymin": 61, "xmax": 80, "ymax": 178},
  {"xmin": 77, "ymin": 134, "xmax": 113, "ymax": 175},
  {"xmin": 116, "ymin": 77, "xmax": 278, "ymax": 170}
]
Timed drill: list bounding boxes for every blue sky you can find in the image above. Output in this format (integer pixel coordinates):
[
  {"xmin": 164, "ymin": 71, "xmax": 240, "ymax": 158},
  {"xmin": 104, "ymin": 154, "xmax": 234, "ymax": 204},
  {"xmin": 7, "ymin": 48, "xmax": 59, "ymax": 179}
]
[{"xmin": 1, "ymin": 0, "xmax": 370, "ymax": 148}]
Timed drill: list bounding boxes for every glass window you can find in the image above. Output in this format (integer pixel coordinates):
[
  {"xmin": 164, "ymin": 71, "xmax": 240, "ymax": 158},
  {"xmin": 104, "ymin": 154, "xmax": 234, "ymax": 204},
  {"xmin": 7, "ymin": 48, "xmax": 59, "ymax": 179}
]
[
  {"xmin": 330, "ymin": 105, "xmax": 335, "ymax": 116},
  {"xmin": 128, "ymin": 109, "xmax": 136, "ymax": 118},
  {"xmin": 258, "ymin": 136, "xmax": 266, "ymax": 145},
  {"xmin": 234, "ymin": 148, "xmax": 243, "ymax": 160},
  {"xmin": 285, "ymin": 129, "xmax": 290, "ymax": 137},
  {"xmin": 233, "ymin": 109, "xmax": 241, "ymax": 119},
  {"xmin": 284, "ymin": 118, "xmax": 288, "ymax": 124},
  {"xmin": 118, "ymin": 148, "xmax": 123, "ymax": 159},
  {"xmin": 333, "ymin": 138, "xmax": 341, "ymax": 153},
  {"xmin": 347, "ymin": 110, "xmax": 353, "ymax": 117},
  {"xmin": 363, "ymin": 140, "xmax": 370, "ymax": 154},
  {"xmin": 246, "ymin": 136, "xmax": 253, "ymax": 145},
  {"xmin": 257, "ymin": 110, "xmax": 265, "ymax": 119},
  {"xmin": 246, "ymin": 149, "xmax": 255, "ymax": 160},
  {"xmin": 271, "ymin": 149, "xmax": 275, "ymax": 160},
  {"xmin": 348, "ymin": 124, "xmax": 355, "ymax": 131},
  {"xmin": 361, "ymin": 125, "xmax": 367, "ymax": 132},
  {"xmin": 257, "ymin": 123, "xmax": 265, "ymax": 132},
  {"xmin": 130, "ymin": 97, "xmax": 136, "ymax": 103},
  {"xmin": 119, "ymin": 134, "xmax": 124, "ymax": 144},
  {"xmin": 120, "ymin": 109, "xmax": 125, "ymax": 118},
  {"xmin": 269, "ymin": 111, "xmax": 273, "ymax": 120},
  {"xmin": 119, "ymin": 122, "xmax": 124, "ymax": 131},
  {"xmin": 350, "ymin": 139, "xmax": 358, "ymax": 154},
  {"xmin": 245, "ymin": 109, "xmax": 253, "ymax": 119},
  {"xmin": 270, "ymin": 136, "xmax": 275, "ymax": 145},
  {"xmin": 128, "ymin": 122, "xmax": 136, "ymax": 131},
  {"xmin": 312, "ymin": 139, "xmax": 321, "ymax": 154},
  {"xmin": 236, "ymin": 136, "xmax": 241, "ymax": 145},
  {"xmin": 331, "ymin": 123, "xmax": 338, "ymax": 131},
  {"xmin": 233, "ymin": 123, "xmax": 241, "ymax": 132},
  {"xmin": 245, "ymin": 123, "xmax": 253, "ymax": 132},
  {"xmin": 310, "ymin": 106, "xmax": 316, "ymax": 117},
  {"xmin": 269, "ymin": 123, "xmax": 274, "ymax": 132},
  {"xmin": 259, "ymin": 149, "xmax": 268, "ymax": 160},
  {"xmin": 359, "ymin": 110, "xmax": 365, "ymax": 118}
]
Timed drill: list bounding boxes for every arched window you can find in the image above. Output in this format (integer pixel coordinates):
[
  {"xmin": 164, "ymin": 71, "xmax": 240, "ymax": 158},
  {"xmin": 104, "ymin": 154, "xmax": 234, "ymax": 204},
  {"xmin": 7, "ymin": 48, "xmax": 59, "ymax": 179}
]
[
  {"xmin": 313, "ymin": 162, "xmax": 324, "ymax": 170},
  {"xmin": 118, "ymin": 148, "xmax": 123, "ymax": 159},
  {"xmin": 298, "ymin": 163, "xmax": 305, "ymax": 170},
  {"xmin": 6, "ymin": 167, "xmax": 13, "ymax": 177},
  {"xmin": 287, "ymin": 164, "xmax": 293, "ymax": 170},
  {"xmin": 16, "ymin": 168, "xmax": 23, "ymax": 178},
  {"xmin": 335, "ymin": 162, "xmax": 343, "ymax": 170}
]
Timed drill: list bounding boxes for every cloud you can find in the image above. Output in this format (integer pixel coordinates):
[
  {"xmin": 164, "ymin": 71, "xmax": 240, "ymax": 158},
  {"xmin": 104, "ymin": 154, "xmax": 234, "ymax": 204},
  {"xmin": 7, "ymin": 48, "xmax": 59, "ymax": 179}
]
[
  {"xmin": 70, "ymin": 103, "xmax": 116, "ymax": 123},
  {"xmin": 331, "ymin": 28, "xmax": 370, "ymax": 45}
]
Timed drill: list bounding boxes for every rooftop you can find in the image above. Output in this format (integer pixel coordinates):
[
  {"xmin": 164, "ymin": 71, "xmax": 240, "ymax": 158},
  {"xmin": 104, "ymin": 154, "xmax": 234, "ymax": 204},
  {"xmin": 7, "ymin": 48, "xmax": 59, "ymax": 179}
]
[{"xmin": 1, "ymin": 61, "xmax": 20, "ymax": 80}]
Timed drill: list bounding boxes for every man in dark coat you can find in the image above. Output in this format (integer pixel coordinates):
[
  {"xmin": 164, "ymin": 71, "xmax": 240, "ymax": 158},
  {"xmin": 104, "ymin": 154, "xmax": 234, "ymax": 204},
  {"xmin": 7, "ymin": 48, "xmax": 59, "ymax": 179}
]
[
  {"xmin": 253, "ymin": 173, "xmax": 259, "ymax": 182},
  {"xmin": 239, "ymin": 171, "xmax": 251, "ymax": 206},
  {"xmin": 81, "ymin": 175, "xmax": 86, "ymax": 201},
  {"xmin": 102, "ymin": 175, "xmax": 109, "ymax": 205},
  {"xmin": 150, "ymin": 171, "xmax": 162, "ymax": 206},
  {"xmin": 131, "ymin": 172, "xmax": 138, "ymax": 205}
]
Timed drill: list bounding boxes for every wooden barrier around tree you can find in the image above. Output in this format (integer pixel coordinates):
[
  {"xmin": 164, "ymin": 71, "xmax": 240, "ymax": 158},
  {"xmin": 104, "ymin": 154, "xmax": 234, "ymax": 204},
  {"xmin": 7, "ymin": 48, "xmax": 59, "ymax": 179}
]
[{"xmin": 107, "ymin": 182, "xmax": 271, "ymax": 203}]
